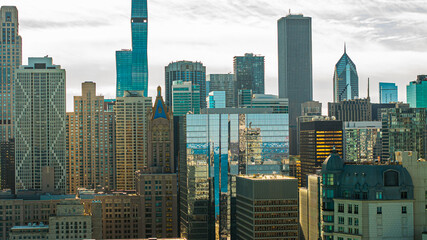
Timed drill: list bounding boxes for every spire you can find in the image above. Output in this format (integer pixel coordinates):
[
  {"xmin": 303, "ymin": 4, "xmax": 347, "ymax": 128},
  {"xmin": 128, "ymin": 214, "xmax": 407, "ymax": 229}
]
[
  {"xmin": 344, "ymin": 42, "xmax": 347, "ymax": 54},
  {"xmin": 367, "ymin": 78, "xmax": 370, "ymax": 99}
]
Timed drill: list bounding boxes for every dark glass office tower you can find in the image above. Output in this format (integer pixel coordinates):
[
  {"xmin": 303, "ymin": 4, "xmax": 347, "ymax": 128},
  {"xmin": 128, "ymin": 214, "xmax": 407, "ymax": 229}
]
[
  {"xmin": 233, "ymin": 53, "xmax": 265, "ymax": 101},
  {"xmin": 333, "ymin": 46, "xmax": 358, "ymax": 102},
  {"xmin": 278, "ymin": 14, "xmax": 313, "ymax": 155},
  {"xmin": 116, "ymin": 0, "xmax": 149, "ymax": 98}
]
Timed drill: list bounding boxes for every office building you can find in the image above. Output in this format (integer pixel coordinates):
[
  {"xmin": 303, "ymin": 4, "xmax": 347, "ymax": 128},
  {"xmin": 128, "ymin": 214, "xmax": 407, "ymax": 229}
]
[
  {"xmin": 208, "ymin": 74, "xmax": 235, "ymax": 107},
  {"xmin": 407, "ymin": 75, "xmax": 427, "ymax": 108},
  {"xmin": 0, "ymin": 139, "xmax": 14, "ymax": 192},
  {"xmin": 371, "ymin": 102, "xmax": 409, "ymax": 121},
  {"xmin": 234, "ymin": 53, "xmax": 265, "ymax": 98},
  {"xmin": 320, "ymin": 150, "xmax": 414, "ymax": 240},
  {"xmin": 278, "ymin": 14, "xmax": 313, "ymax": 155},
  {"xmin": 333, "ymin": 46, "xmax": 359, "ymax": 102},
  {"xmin": 116, "ymin": 0, "xmax": 149, "ymax": 97},
  {"xmin": 115, "ymin": 91, "xmax": 152, "ymax": 190},
  {"xmin": 235, "ymin": 175, "xmax": 299, "ymax": 240},
  {"xmin": 343, "ymin": 121, "xmax": 382, "ymax": 162},
  {"xmin": 301, "ymin": 101, "xmax": 322, "ymax": 116},
  {"xmin": 239, "ymin": 93, "xmax": 289, "ymax": 114},
  {"xmin": 0, "ymin": 6, "xmax": 22, "ymax": 142},
  {"xmin": 165, "ymin": 61, "xmax": 206, "ymax": 108},
  {"xmin": 397, "ymin": 151, "xmax": 427, "ymax": 239},
  {"xmin": 66, "ymin": 82, "xmax": 115, "ymax": 193},
  {"xmin": 237, "ymin": 89, "xmax": 253, "ymax": 107},
  {"xmin": 9, "ymin": 223, "xmax": 49, "ymax": 240},
  {"xmin": 299, "ymin": 174, "xmax": 321, "ymax": 240},
  {"xmin": 379, "ymin": 82, "xmax": 398, "ymax": 103},
  {"xmin": 15, "ymin": 57, "xmax": 66, "ymax": 193},
  {"xmin": 104, "ymin": 99, "xmax": 116, "ymax": 112},
  {"xmin": 381, "ymin": 107, "xmax": 427, "ymax": 161},
  {"xmin": 299, "ymin": 118, "xmax": 343, "ymax": 187},
  {"xmin": 207, "ymin": 91, "xmax": 226, "ymax": 109},
  {"xmin": 328, "ymin": 98, "xmax": 372, "ymax": 122},
  {"xmin": 171, "ymin": 80, "xmax": 200, "ymax": 116}
]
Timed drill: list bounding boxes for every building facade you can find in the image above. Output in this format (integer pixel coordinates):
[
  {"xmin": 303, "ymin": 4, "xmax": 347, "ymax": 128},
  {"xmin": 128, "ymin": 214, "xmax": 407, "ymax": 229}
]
[
  {"xmin": 333, "ymin": 46, "xmax": 359, "ymax": 102},
  {"xmin": 0, "ymin": 139, "xmax": 14, "ymax": 192},
  {"xmin": 66, "ymin": 82, "xmax": 115, "ymax": 193},
  {"xmin": 235, "ymin": 175, "xmax": 299, "ymax": 240},
  {"xmin": 171, "ymin": 80, "xmax": 200, "ymax": 116},
  {"xmin": 9, "ymin": 224, "xmax": 49, "ymax": 240},
  {"xmin": 165, "ymin": 61, "xmax": 206, "ymax": 108},
  {"xmin": 328, "ymin": 98, "xmax": 372, "ymax": 122},
  {"xmin": 379, "ymin": 82, "xmax": 398, "ymax": 103},
  {"xmin": 343, "ymin": 121, "xmax": 382, "ymax": 162},
  {"xmin": 240, "ymin": 94, "xmax": 289, "ymax": 114},
  {"xmin": 207, "ymin": 91, "xmax": 226, "ymax": 109},
  {"xmin": 115, "ymin": 91, "xmax": 152, "ymax": 190},
  {"xmin": 299, "ymin": 174, "xmax": 321, "ymax": 240},
  {"xmin": 15, "ymin": 57, "xmax": 66, "ymax": 193},
  {"xmin": 0, "ymin": 6, "xmax": 22, "ymax": 143},
  {"xmin": 208, "ymin": 74, "xmax": 235, "ymax": 107},
  {"xmin": 407, "ymin": 75, "xmax": 427, "ymax": 108},
  {"xmin": 116, "ymin": 0, "xmax": 149, "ymax": 97},
  {"xmin": 234, "ymin": 53, "xmax": 265, "ymax": 98},
  {"xmin": 278, "ymin": 14, "xmax": 313, "ymax": 155}
]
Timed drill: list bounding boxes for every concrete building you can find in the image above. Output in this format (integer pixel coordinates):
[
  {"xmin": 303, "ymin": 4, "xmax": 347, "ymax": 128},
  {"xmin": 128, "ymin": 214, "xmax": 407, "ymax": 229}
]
[
  {"xmin": 15, "ymin": 57, "xmax": 66, "ymax": 193},
  {"xmin": 328, "ymin": 98, "xmax": 372, "ymax": 122},
  {"xmin": 397, "ymin": 151, "xmax": 427, "ymax": 239},
  {"xmin": 299, "ymin": 118, "xmax": 343, "ymax": 187},
  {"xmin": 234, "ymin": 53, "xmax": 265, "ymax": 99},
  {"xmin": 66, "ymin": 82, "xmax": 115, "ymax": 193},
  {"xmin": 235, "ymin": 175, "xmax": 299, "ymax": 240},
  {"xmin": 299, "ymin": 174, "xmax": 321, "ymax": 240},
  {"xmin": 333, "ymin": 46, "xmax": 359, "ymax": 102},
  {"xmin": 379, "ymin": 82, "xmax": 398, "ymax": 103},
  {"xmin": 115, "ymin": 91, "xmax": 152, "ymax": 190},
  {"xmin": 407, "ymin": 75, "xmax": 427, "ymax": 108},
  {"xmin": 278, "ymin": 14, "xmax": 313, "ymax": 156},
  {"xmin": 165, "ymin": 61, "xmax": 206, "ymax": 108},
  {"xmin": 207, "ymin": 74, "xmax": 235, "ymax": 107},
  {"xmin": 343, "ymin": 121, "xmax": 382, "ymax": 162},
  {"xmin": 171, "ymin": 80, "xmax": 200, "ymax": 116},
  {"xmin": 207, "ymin": 91, "xmax": 226, "ymax": 109},
  {"xmin": 9, "ymin": 223, "xmax": 49, "ymax": 240},
  {"xmin": 0, "ymin": 6, "xmax": 22, "ymax": 142}
]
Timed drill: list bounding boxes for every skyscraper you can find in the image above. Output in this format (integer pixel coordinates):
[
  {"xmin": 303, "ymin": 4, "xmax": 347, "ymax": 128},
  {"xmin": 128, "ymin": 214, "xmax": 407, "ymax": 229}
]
[
  {"xmin": 208, "ymin": 74, "xmax": 235, "ymax": 107},
  {"xmin": 165, "ymin": 61, "xmax": 206, "ymax": 108},
  {"xmin": 328, "ymin": 98, "xmax": 372, "ymax": 122},
  {"xmin": 171, "ymin": 80, "xmax": 201, "ymax": 116},
  {"xmin": 116, "ymin": 0, "xmax": 148, "ymax": 98},
  {"xmin": 15, "ymin": 57, "xmax": 66, "ymax": 193},
  {"xmin": 0, "ymin": 6, "xmax": 22, "ymax": 142},
  {"xmin": 115, "ymin": 91, "xmax": 152, "ymax": 190},
  {"xmin": 407, "ymin": 75, "xmax": 427, "ymax": 108},
  {"xmin": 66, "ymin": 82, "xmax": 116, "ymax": 193},
  {"xmin": 333, "ymin": 46, "xmax": 359, "ymax": 102},
  {"xmin": 207, "ymin": 91, "xmax": 226, "ymax": 109},
  {"xmin": 379, "ymin": 82, "xmax": 398, "ymax": 103},
  {"xmin": 278, "ymin": 14, "xmax": 313, "ymax": 155},
  {"xmin": 233, "ymin": 53, "xmax": 265, "ymax": 100}
]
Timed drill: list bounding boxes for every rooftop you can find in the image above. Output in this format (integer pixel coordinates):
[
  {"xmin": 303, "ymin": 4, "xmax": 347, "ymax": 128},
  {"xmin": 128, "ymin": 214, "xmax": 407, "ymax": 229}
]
[{"xmin": 239, "ymin": 174, "xmax": 295, "ymax": 180}]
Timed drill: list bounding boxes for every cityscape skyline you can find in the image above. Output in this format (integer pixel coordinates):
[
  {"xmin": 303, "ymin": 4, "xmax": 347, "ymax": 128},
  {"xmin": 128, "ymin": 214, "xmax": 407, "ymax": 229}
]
[{"xmin": 3, "ymin": 0, "xmax": 427, "ymax": 112}]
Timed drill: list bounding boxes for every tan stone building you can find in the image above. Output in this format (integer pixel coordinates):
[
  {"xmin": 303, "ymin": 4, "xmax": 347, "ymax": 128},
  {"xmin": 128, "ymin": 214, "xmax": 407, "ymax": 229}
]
[{"xmin": 66, "ymin": 81, "xmax": 115, "ymax": 193}]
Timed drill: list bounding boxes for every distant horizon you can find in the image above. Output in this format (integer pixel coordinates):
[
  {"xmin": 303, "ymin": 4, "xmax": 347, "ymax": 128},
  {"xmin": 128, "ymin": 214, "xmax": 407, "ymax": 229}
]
[{"xmin": 2, "ymin": 0, "xmax": 427, "ymax": 113}]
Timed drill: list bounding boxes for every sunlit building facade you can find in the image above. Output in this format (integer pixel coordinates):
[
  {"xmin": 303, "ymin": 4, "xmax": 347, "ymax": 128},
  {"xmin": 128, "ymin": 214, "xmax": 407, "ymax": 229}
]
[{"xmin": 343, "ymin": 121, "xmax": 382, "ymax": 163}]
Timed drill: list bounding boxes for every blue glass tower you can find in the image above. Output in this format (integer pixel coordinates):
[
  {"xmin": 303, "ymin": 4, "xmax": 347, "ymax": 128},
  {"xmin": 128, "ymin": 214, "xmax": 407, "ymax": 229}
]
[
  {"xmin": 333, "ymin": 45, "xmax": 358, "ymax": 102},
  {"xmin": 116, "ymin": 0, "xmax": 148, "ymax": 98},
  {"xmin": 379, "ymin": 82, "xmax": 398, "ymax": 103}
]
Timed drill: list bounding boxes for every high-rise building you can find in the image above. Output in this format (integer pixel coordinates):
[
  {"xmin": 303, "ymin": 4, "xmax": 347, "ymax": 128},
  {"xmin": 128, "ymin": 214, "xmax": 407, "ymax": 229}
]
[
  {"xmin": 233, "ymin": 53, "xmax": 265, "ymax": 100},
  {"xmin": 165, "ymin": 61, "xmax": 206, "ymax": 108},
  {"xmin": 407, "ymin": 75, "xmax": 427, "ymax": 108},
  {"xmin": 379, "ymin": 82, "xmax": 398, "ymax": 103},
  {"xmin": 239, "ymin": 93, "xmax": 289, "ymax": 114},
  {"xmin": 208, "ymin": 74, "xmax": 235, "ymax": 107},
  {"xmin": 371, "ymin": 102, "xmax": 409, "ymax": 121},
  {"xmin": 207, "ymin": 91, "xmax": 226, "ymax": 109},
  {"xmin": 115, "ymin": 91, "xmax": 152, "ymax": 190},
  {"xmin": 343, "ymin": 121, "xmax": 382, "ymax": 162},
  {"xmin": 299, "ymin": 119, "xmax": 343, "ymax": 187},
  {"xmin": 171, "ymin": 80, "xmax": 200, "ymax": 116},
  {"xmin": 333, "ymin": 46, "xmax": 359, "ymax": 102},
  {"xmin": 381, "ymin": 107, "xmax": 427, "ymax": 161},
  {"xmin": 15, "ymin": 57, "xmax": 66, "ymax": 193},
  {"xmin": 0, "ymin": 6, "xmax": 22, "ymax": 142},
  {"xmin": 328, "ymin": 98, "xmax": 372, "ymax": 122},
  {"xmin": 66, "ymin": 82, "xmax": 115, "ymax": 193},
  {"xmin": 116, "ymin": 0, "xmax": 148, "ymax": 97},
  {"xmin": 301, "ymin": 101, "xmax": 322, "ymax": 116},
  {"xmin": 299, "ymin": 174, "xmax": 321, "ymax": 240},
  {"xmin": 235, "ymin": 175, "xmax": 299, "ymax": 240},
  {"xmin": 0, "ymin": 139, "xmax": 14, "ymax": 192},
  {"xmin": 278, "ymin": 14, "xmax": 313, "ymax": 155}
]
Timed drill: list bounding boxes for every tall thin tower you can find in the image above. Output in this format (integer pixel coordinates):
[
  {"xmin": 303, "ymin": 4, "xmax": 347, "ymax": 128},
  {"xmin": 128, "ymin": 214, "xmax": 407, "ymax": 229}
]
[
  {"xmin": 116, "ymin": 0, "xmax": 149, "ymax": 98},
  {"xmin": 333, "ymin": 45, "xmax": 358, "ymax": 102},
  {"xmin": 0, "ymin": 6, "xmax": 22, "ymax": 142}
]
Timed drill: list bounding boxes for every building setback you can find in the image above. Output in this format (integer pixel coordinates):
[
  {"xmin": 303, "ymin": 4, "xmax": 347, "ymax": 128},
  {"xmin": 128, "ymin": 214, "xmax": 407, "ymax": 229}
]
[
  {"xmin": 15, "ymin": 57, "xmax": 66, "ymax": 193},
  {"xmin": 66, "ymin": 82, "xmax": 115, "ymax": 193}
]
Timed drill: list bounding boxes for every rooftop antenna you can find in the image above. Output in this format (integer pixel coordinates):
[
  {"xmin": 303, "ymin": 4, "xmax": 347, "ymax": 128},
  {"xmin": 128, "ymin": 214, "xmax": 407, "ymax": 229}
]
[
  {"xmin": 367, "ymin": 78, "xmax": 370, "ymax": 100},
  {"xmin": 289, "ymin": 9, "xmax": 291, "ymax": 15},
  {"xmin": 344, "ymin": 42, "xmax": 346, "ymax": 53}
]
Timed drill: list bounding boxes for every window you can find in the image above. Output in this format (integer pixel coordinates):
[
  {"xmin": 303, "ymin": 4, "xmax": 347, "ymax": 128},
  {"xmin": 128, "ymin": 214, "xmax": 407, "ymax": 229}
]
[
  {"xmin": 348, "ymin": 228, "xmax": 353, "ymax": 234},
  {"xmin": 348, "ymin": 204, "xmax": 352, "ymax": 213},
  {"xmin": 338, "ymin": 216, "xmax": 344, "ymax": 224},
  {"xmin": 354, "ymin": 228, "xmax": 359, "ymax": 234},
  {"xmin": 384, "ymin": 170, "xmax": 399, "ymax": 186},
  {"xmin": 402, "ymin": 206, "xmax": 407, "ymax": 214},
  {"xmin": 338, "ymin": 204, "xmax": 344, "ymax": 213},
  {"xmin": 362, "ymin": 192, "xmax": 368, "ymax": 200},
  {"xmin": 377, "ymin": 207, "xmax": 382, "ymax": 214},
  {"xmin": 338, "ymin": 227, "xmax": 344, "ymax": 233},
  {"xmin": 376, "ymin": 192, "xmax": 383, "ymax": 200},
  {"xmin": 348, "ymin": 217, "xmax": 352, "ymax": 225},
  {"xmin": 401, "ymin": 191, "xmax": 408, "ymax": 199},
  {"xmin": 354, "ymin": 205, "xmax": 359, "ymax": 214}
]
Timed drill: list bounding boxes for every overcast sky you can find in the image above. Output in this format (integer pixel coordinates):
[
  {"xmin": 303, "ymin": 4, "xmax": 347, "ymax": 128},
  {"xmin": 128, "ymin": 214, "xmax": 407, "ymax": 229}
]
[{"xmin": 3, "ymin": 0, "xmax": 427, "ymax": 112}]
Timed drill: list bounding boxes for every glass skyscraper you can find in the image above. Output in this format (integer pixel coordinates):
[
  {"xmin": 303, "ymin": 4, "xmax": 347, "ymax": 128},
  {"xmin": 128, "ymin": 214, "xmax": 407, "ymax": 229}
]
[
  {"xmin": 116, "ymin": 0, "xmax": 148, "ymax": 98},
  {"xmin": 278, "ymin": 14, "xmax": 313, "ymax": 155},
  {"xmin": 233, "ymin": 53, "xmax": 265, "ymax": 99},
  {"xmin": 208, "ymin": 74, "xmax": 235, "ymax": 107},
  {"xmin": 407, "ymin": 75, "xmax": 427, "ymax": 108},
  {"xmin": 207, "ymin": 91, "xmax": 226, "ymax": 109},
  {"xmin": 379, "ymin": 82, "xmax": 398, "ymax": 103},
  {"xmin": 333, "ymin": 46, "xmax": 359, "ymax": 102},
  {"xmin": 172, "ymin": 80, "xmax": 201, "ymax": 116}
]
